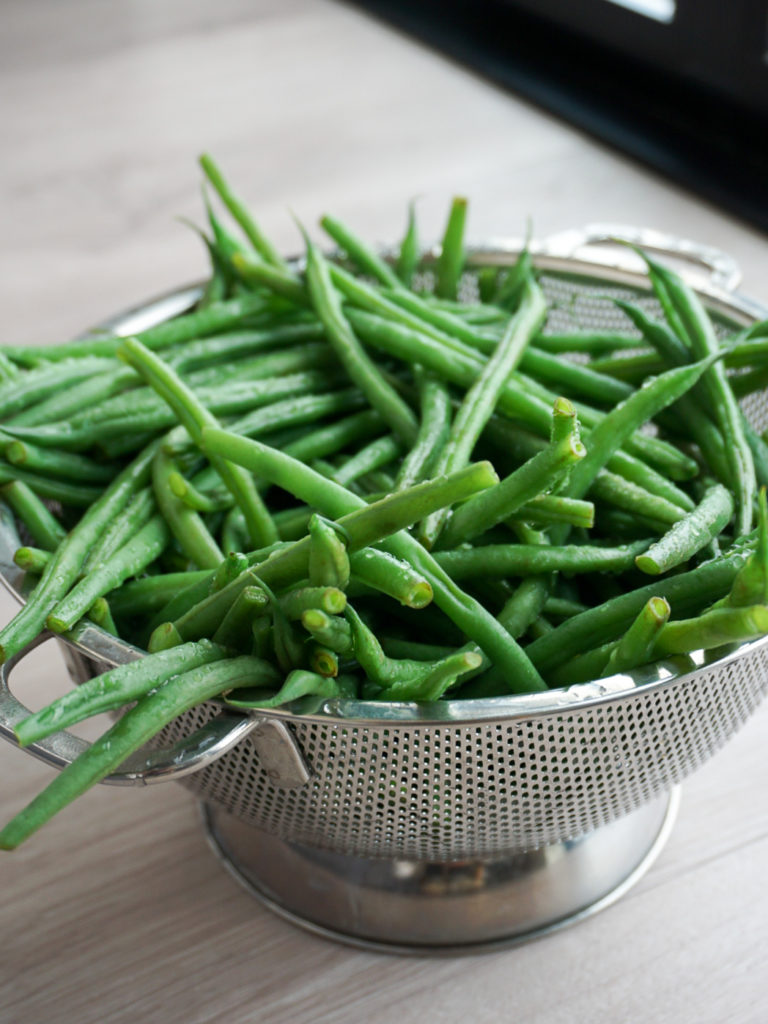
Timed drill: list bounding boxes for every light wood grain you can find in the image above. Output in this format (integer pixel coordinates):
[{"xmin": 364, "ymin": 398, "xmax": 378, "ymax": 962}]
[{"xmin": 1, "ymin": 2, "xmax": 767, "ymax": 1022}]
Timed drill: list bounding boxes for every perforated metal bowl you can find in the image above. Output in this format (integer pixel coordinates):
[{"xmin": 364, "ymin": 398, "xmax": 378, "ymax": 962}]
[{"xmin": 2, "ymin": 227, "xmax": 767, "ymax": 953}]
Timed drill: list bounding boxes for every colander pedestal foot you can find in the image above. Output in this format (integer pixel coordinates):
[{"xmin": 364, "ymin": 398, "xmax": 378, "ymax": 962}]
[{"xmin": 201, "ymin": 787, "xmax": 680, "ymax": 955}]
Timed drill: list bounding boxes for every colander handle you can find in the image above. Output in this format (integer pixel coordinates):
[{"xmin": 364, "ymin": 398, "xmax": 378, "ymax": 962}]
[
  {"xmin": 0, "ymin": 636, "xmax": 312, "ymax": 789},
  {"xmin": 540, "ymin": 224, "xmax": 742, "ymax": 293}
]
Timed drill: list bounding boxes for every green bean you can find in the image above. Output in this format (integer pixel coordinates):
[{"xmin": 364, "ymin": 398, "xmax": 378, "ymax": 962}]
[
  {"xmin": 279, "ymin": 586, "xmax": 347, "ymax": 620},
  {"xmin": 167, "ymin": 322, "xmax": 325, "ymax": 373},
  {"xmin": 654, "ymin": 604, "xmax": 768, "ymax": 657},
  {"xmin": 612, "ymin": 299, "xmax": 732, "ymax": 482},
  {"xmin": 495, "ymin": 245, "xmax": 533, "ymax": 311},
  {"xmin": 230, "ymin": 251, "xmax": 307, "ymax": 305},
  {"xmin": 533, "ymin": 331, "xmax": 642, "ymax": 355},
  {"xmin": 526, "ymin": 543, "xmax": 754, "ymax": 676},
  {"xmin": 509, "ymin": 493, "xmax": 595, "ymax": 529},
  {"xmin": 381, "ymin": 286, "xmax": 500, "ymax": 353},
  {"xmin": 635, "ymin": 484, "xmax": 733, "ymax": 575},
  {"xmin": 87, "ymin": 597, "xmax": 119, "ymax": 637},
  {"xmin": 714, "ymin": 488, "xmax": 768, "ymax": 609},
  {"xmin": 564, "ymin": 355, "xmax": 719, "ymax": 501},
  {"xmin": 542, "ymin": 596, "xmax": 589, "ymax": 619},
  {"xmin": 46, "ymin": 516, "xmax": 171, "ymax": 633},
  {"xmin": 435, "ymin": 197, "xmax": 467, "ymax": 299},
  {"xmin": 190, "ymin": 428, "xmax": 540, "ymax": 683},
  {"xmin": 0, "ymin": 357, "xmax": 116, "ymax": 419},
  {"xmin": 379, "ymin": 637, "xmax": 455, "ymax": 660},
  {"xmin": 393, "ymin": 370, "xmax": 453, "ymax": 491},
  {"xmin": 0, "ymin": 655, "xmax": 275, "ymax": 849},
  {"xmin": 0, "ymin": 351, "xmax": 19, "ymax": 381},
  {"xmin": 147, "ymin": 622, "xmax": 185, "ymax": 652},
  {"xmin": 588, "ymin": 471, "xmax": 684, "ymax": 528},
  {"xmin": 2, "ymin": 437, "xmax": 117, "ymax": 484},
  {"xmin": 107, "ymin": 571, "xmax": 211, "ymax": 618},
  {"xmin": 515, "ymin": 371, "xmax": 699, "ymax": 481},
  {"xmin": 519, "ymin": 347, "xmax": 634, "ymax": 406},
  {"xmin": 168, "ymin": 472, "xmax": 232, "ymax": 513},
  {"xmin": 13, "ymin": 547, "xmax": 51, "ymax": 574},
  {"xmin": 378, "ymin": 650, "xmax": 483, "ymax": 702},
  {"xmin": 439, "ymin": 396, "xmax": 584, "ymax": 548},
  {"xmin": 201, "ymin": 431, "xmax": 544, "ymax": 690},
  {"xmin": 79, "ymin": 350, "xmax": 339, "ymax": 426},
  {"xmin": 396, "ymin": 200, "xmax": 420, "ymax": 287},
  {"xmin": 332, "ymin": 435, "xmax": 402, "ymax": 486},
  {"xmin": 601, "ymin": 596, "xmax": 670, "ymax": 677},
  {"xmin": 271, "ymin": 506, "xmax": 313, "ymax": 541},
  {"xmin": 202, "ymin": 187, "xmax": 247, "ymax": 275},
  {"xmin": 199, "ymin": 153, "xmax": 287, "ymax": 269},
  {"xmin": 212, "ymin": 584, "xmax": 269, "ymax": 648},
  {"xmin": 320, "ymin": 214, "xmax": 402, "ymax": 289},
  {"xmin": 0, "ymin": 438, "xmax": 161, "ymax": 662},
  {"xmin": 587, "ymin": 351, "xmax": 660, "ymax": 383},
  {"xmin": 642, "ymin": 254, "xmax": 755, "ymax": 533},
  {"xmin": 347, "ymin": 606, "xmax": 480, "ymax": 700},
  {"xmin": 419, "ymin": 274, "xmax": 547, "ymax": 546},
  {"xmin": 1, "ymin": 295, "xmax": 268, "ymax": 366},
  {"xmin": 309, "ymin": 646, "xmax": 340, "ymax": 678},
  {"xmin": 0, "ymin": 463, "xmax": 104, "ymax": 508},
  {"xmin": 434, "ymin": 539, "xmax": 650, "ymax": 579},
  {"xmin": 301, "ymin": 608, "xmax": 353, "ymax": 653},
  {"xmin": 229, "ymin": 389, "xmax": 368, "ymax": 442},
  {"xmin": 308, "ymin": 515, "xmax": 350, "ymax": 588},
  {"xmin": 348, "ymin": 548, "xmax": 433, "ymax": 608},
  {"xmin": 302, "ymin": 232, "xmax": 418, "ymax": 445},
  {"xmin": 0, "ymin": 481, "xmax": 65, "ymax": 551},
  {"xmin": 15, "ymin": 640, "xmax": 227, "ymax": 747},
  {"xmin": 345, "ymin": 309, "xmax": 695, "ymax": 508},
  {"xmin": 152, "ymin": 446, "xmax": 223, "ymax": 570},
  {"xmin": 118, "ymin": 338, "xmax": 278, "ymax": 548},
  {"xmin": 7, "ymin": 364, "xmax": 136, "ymax": 427},
  {"xmin": 225, "ymin": 669, "xmax": 341, "ymax": 709},
  {"xmin": 281, "ymin": 410, "xmax": 384, "ymax": 464}
]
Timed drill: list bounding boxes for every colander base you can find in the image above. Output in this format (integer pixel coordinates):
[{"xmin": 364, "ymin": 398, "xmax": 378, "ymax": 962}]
[{"xmin": 201, "ymin": 788, "xmax": 679, "ymax": 955}]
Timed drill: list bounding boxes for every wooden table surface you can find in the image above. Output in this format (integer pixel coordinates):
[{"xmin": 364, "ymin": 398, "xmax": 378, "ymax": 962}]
[{"xmin": 2, "ymin": 2, "xmax": 767, "ymax": 1021}]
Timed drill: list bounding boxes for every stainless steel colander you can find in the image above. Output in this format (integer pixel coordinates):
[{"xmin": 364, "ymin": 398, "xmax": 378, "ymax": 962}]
[{"xmin": 2, "ymin": 227, "xmax": 767, "ymax": 954}]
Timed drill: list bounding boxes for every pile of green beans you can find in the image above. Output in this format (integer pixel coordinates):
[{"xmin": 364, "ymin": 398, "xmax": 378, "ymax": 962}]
[{"xmin": 2, "ymin": 154, "xmax": 768, "ymax": 849}]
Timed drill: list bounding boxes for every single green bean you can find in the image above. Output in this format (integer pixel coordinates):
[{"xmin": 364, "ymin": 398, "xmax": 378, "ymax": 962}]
[
  {"xmin": 601, "ymin": 596, "xmax": 671, "ymax": 677},
  {"xmin": 635, "ymin": 483, "xmax": 733, "ymax": 575},
  {"xmin": 321, "ymin": 214, "xmax": 402, "ymax": 289},
  {"xmin": 434, "ymin": 539, "xmax": 650, "ymax": 579},
  {"xmin": 13, "ymin": 547, "xmax": 51, "ymax": 574},
  {"xmin": 396, "ymin": 200, "xmax": 420, "ymax": 287},
  {"xmin": 308, "ymin": 515, "xmax": 350, "ymax": 589},
  {"xmin": 348, "ymin": 548, "xmax": 433, "ymax": 608},
  {"xmin": 0, "ymin": 463, "xmax": 104, "ymax": 508},
  {"xmin": 0, "ymin": 481, "xmax": 65, "ymax": 551},
  {"xmin": 225, "ymin": 669, "xmax": 341, "ymax": 709},
  {"xmin": 435, "ymin": 197, "xmax": 467, "ymax": 299}
]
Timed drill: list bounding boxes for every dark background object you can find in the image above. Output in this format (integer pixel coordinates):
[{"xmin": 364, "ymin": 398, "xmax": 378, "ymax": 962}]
[{"xmin": 349, "ymin": 0, "xmax": 768, "ymax": 233}]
